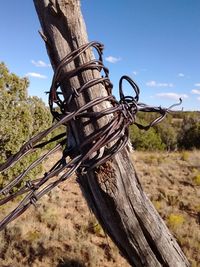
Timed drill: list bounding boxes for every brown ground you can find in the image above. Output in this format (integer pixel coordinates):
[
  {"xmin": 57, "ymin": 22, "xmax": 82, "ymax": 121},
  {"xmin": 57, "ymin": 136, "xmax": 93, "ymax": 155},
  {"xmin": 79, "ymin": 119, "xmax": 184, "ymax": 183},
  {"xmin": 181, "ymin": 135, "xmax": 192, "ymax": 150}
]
[{"xmin": 0, "ymin": 150, "xmax": 199, "ymax": 267}]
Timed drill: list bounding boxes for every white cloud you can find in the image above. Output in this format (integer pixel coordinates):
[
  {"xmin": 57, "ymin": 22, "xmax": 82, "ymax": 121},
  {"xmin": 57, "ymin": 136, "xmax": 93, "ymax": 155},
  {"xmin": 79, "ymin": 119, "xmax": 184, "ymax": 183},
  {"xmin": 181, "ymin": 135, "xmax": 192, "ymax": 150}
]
[
  {"xmin": 194, "ymin": 83, "xmax": 200, "ymax": 87},
  {"xmin": 31, "ymin": 60, "xmax": 51, "ymax": 67},
  {"xmin": 178, "ymin": 73, "xmax": 184, "ymax": 77},
  {"xmin": 146, "ymin": 80, "xmax": 174, "ymax": 88},
  {"xmin": 197, "ymin": 97, "xmax": 200, "ymax": 101},
  {"xmin": 105, "ymin": 56, "xmax": 121, "ymax": 64},
  {"xmin": 132, "ymin": 68, "xmax": 147, "ymax": 76},
  {"xmin": 26, "ymin": 72, "xmax": 47, "ymax": 79},
  {"xmin": 191, "ymin": 89, "xmax": 200, "ymax": 95},
  {"xmin": 132, "ymin": 71, "xmax": 138, "ymax": 76},
  {"xmin": 146, "ymin": 80, "xmax": 157, "ymax": 87},
  {"xmin": 156, "ymin": 92, "xmax": 188, "ymax": 100}
]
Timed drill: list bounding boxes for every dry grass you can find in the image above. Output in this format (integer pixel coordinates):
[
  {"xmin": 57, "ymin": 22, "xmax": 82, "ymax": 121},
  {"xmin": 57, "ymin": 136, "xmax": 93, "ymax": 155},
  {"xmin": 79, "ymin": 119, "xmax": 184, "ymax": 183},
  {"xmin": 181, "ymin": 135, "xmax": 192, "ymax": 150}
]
[
  {"xmin": 132, "ymin": 150, "xmax": 200, "ymax": 266},
  {"xmin": 0, "ymin": 150, "xmax": 199, "ymax": 266}
]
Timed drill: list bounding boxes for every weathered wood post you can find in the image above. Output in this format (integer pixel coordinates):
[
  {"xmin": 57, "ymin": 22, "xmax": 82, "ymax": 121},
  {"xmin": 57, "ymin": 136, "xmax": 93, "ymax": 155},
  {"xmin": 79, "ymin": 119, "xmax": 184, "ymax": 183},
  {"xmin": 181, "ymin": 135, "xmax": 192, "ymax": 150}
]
[{"xmin": 33, "ymin": 1, "xmax": 190, "ymax": 266}]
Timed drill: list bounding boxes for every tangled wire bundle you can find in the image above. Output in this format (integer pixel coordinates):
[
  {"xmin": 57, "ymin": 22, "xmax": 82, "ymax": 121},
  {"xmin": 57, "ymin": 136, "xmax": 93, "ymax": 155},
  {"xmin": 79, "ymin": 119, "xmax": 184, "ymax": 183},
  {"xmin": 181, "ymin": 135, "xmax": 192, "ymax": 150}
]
[{"xmin": 0, "ymin": 41, "xmax": 181, "ymax": 230}]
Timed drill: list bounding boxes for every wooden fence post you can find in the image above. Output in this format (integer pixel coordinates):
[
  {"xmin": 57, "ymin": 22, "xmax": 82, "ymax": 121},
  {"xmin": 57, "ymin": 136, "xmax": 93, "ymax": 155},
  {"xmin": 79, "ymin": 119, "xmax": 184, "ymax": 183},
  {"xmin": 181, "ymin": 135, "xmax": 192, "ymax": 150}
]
[{"xmin": 33, "ymin": 1, "xmax": 190, "ymax": 266}]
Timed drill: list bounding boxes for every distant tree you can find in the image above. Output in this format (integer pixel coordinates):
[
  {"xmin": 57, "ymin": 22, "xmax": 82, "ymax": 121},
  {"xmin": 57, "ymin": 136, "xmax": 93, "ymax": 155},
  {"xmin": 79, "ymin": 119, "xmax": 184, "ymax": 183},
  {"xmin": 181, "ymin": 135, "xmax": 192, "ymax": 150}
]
[
  {"xmin": 178, "ymin": 115, "xmax": 200, "ymax": 149},
  {"xmin": 0, "ymin": 62, "xmax": 52, "ymax": 188},
  {"xmin": 28, "ymin": 96, "xmax": 52, "ymax": 135},
  {"xmin": 155, "ymin": 116, "xmax": 178, "ymax": 151}
]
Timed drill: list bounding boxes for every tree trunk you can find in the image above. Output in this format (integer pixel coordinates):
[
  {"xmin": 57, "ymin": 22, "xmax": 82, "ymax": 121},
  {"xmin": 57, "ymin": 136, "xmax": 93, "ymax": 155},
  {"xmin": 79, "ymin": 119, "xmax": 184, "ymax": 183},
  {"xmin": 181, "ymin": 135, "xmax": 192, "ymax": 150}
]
[{"xmin": 33, "ymin": 1, "xmax": 190, "ymax": 266}]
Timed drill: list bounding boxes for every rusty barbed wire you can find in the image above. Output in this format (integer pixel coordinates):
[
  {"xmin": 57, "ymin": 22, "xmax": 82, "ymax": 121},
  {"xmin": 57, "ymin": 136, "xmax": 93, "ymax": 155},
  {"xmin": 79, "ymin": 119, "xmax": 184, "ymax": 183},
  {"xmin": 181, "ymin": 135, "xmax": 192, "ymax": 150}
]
[{"xmin": 0, "ymin": 41, "xmax": 182, "ymax": 231}]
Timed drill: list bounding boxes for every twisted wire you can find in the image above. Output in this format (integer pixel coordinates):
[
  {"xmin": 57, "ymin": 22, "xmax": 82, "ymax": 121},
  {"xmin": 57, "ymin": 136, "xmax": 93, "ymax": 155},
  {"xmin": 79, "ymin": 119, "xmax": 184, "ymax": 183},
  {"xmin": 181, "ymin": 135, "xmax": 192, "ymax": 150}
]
[{"xmin": 0, "ymin": 41, "xmax": 182, "ymax": 231}]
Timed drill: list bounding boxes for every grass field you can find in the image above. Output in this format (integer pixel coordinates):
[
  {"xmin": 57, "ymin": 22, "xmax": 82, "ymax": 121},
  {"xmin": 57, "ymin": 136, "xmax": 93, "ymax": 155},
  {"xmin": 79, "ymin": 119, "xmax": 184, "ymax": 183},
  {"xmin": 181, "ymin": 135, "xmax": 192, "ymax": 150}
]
[{"xmin": 0, "ymin": 150, "xmax": 199, "ymax": 267}]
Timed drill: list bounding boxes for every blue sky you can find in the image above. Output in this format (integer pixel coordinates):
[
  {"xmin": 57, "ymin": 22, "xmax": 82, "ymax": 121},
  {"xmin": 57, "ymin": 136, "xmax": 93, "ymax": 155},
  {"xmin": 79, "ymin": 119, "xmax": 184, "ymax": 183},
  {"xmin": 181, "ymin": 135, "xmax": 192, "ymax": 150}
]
[{"xmin": 0, "ymin": 0, "xmax": 200, "ymax": 110}]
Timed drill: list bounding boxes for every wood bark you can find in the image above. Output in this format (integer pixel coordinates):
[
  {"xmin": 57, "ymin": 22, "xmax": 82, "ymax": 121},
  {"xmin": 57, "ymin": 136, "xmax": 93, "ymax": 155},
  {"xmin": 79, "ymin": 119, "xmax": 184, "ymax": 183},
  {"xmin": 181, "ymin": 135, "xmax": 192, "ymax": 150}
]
[{"xmin": 33, "ymin": 1, "xmax": 190, "ymax": 266}]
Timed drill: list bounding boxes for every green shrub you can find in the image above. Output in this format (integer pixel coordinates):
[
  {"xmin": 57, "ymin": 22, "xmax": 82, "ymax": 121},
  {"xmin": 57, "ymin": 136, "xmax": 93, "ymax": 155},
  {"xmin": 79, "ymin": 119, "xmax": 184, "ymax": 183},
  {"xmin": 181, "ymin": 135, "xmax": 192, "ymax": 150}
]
[
  {"xmin": 180, "ymin": 151, "xmax": 190, "ymax": 161},
  {"xmin": 152, "ymin": 200, "xmax": 162, "ymax": 211},
  {"xmin": 167, "ymin": 214, "xmax": 185, "ymax": 228},
  {"xmin": 87, "ymin": 217, "xmax": 104, "ymax": 237},
  {"xmin": 193, "ymin": 173, "xmax": 200, "ymax": 186},
  {"xmin": 25, "ymin": 230, "xmax": 41, "ymax": 242},
  {"xmin": 129, "ymin": 123, "xmax": 165, "ymax": 151}
]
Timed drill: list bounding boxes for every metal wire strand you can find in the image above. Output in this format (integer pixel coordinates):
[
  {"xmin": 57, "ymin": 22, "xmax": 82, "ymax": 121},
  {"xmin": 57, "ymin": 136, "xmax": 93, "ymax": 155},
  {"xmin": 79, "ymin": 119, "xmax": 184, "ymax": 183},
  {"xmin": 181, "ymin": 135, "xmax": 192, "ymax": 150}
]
[{"xmin": 0, "ymin": 41, "xmax": 182, "ymax": 231}]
